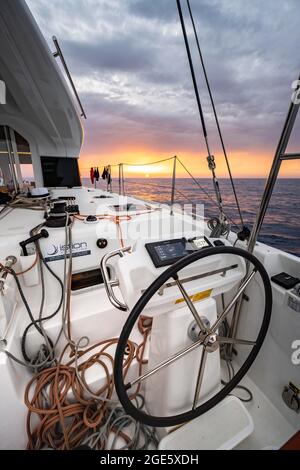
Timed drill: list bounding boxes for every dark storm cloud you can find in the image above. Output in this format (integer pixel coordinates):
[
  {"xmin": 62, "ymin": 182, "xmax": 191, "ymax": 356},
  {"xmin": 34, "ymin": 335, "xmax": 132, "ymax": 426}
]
[{"xmin": 26, "ymin": 0, "xmax": 300, "ymax": 171}]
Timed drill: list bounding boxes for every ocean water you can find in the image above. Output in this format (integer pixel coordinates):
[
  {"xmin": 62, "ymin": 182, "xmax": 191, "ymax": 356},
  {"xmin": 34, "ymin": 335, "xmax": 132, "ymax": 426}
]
[{"xmin": 82, "ymin": 177, "xmax": 300, "ymax": 257}]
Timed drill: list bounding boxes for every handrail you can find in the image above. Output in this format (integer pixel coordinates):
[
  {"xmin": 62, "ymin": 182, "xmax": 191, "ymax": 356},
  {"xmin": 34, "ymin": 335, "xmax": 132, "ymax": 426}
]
[
  {"xmin": 100, "ymin": 247, "xmax": 131, "ymax": 311},
  {"xmin": 141, "ymin": 264, "xmax": 239, "ymax": 295},
  {"xmin": 52, "ymin": 36, "xmax": 87, "ymax": 119}
]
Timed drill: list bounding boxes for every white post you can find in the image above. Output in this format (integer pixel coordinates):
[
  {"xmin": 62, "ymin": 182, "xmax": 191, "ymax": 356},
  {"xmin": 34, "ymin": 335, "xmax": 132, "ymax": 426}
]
[{"xmin": 170, "ymin": 156, "xmax": 177, "ymax": 215}]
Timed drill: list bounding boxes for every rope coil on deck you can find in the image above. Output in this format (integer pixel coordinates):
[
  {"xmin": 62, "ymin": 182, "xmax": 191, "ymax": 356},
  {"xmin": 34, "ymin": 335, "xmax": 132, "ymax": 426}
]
[{"xmin": 24, "ymin": 318, "xmax": 154, "ymax": 450}]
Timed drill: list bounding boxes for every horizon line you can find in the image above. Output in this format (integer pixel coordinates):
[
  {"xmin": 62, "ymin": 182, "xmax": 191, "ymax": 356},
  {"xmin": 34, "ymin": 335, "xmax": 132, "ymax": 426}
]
[{"xmin": 81, "ymin": 176, "xmax": 300, "ymax": 179}]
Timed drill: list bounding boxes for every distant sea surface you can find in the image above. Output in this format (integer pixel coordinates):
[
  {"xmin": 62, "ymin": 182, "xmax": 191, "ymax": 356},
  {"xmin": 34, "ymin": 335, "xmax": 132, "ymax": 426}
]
[{"xmin": 82, "ymin": 177, "xmax": 300, "ymax": 257}]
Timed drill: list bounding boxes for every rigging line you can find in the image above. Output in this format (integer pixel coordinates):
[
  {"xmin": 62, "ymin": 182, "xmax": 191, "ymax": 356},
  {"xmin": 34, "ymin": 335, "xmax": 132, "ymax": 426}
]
[
  {"xmin": 176, "ymin": 157, "xmax": 239, "ymax": 228},
  {"xmin": 176, "ymin": 157, "xmax": 218, "ymax": 204},
  {"xmin": 176, "ymin": 0, "xmax": 226, "ymax": 229},
  {"xmin": 123, "ymin": 178, "xmax": 238, "ymax": 228},
  {"xmin": 123, "ymin": 178, "xmax": 196, "ymax": 206},
  {"xmin": 80, "ymin": 157, "xmax": 175, "ymax": 171},
  {"xmin": 186, "ymin": 0, "xmax": 244, "ymax": 228},
  {"xmin": 118, "ymin": 156, "xmax": 175, "ymax": 167},
  {"xmin": 124, "ymin": 178, "xmax": 195, "ymax": 206},
  {"xmin": 176, "ymin": 0, "xmax": 211, "ymax": 156}
]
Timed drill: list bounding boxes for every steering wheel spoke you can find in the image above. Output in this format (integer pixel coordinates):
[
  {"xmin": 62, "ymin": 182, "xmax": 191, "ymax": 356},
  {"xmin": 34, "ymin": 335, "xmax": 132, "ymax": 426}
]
[
  {"xmin": 125, "ymin": 334, "xmax": 205, "ymax": 391},
  {"xmin": 192, "ymin": 346, "xmax": 208, "ymax": 409},
  {"xmin": 174, "ymin": 276, "xmax": 208, "ymax": 334},
  {"xmin": 211, "ymin": 268, "xmax": 257, "ymax": 333},
  {"xmin": 216, "ymin": 336, "xmax": 256, "ymax": 346}
]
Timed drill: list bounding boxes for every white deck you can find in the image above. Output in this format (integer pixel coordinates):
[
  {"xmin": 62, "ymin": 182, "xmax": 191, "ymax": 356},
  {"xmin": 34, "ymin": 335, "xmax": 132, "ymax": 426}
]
[{"xmin": 0, "ymin": 187, "xmax": 299, "ymax": 449}]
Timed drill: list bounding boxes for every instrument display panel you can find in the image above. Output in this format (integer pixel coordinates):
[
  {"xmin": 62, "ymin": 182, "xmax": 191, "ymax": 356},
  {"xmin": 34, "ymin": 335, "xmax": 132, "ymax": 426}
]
[{"xmin": 145, "ymin": 236, "xmax": 212, "ymax": 268}]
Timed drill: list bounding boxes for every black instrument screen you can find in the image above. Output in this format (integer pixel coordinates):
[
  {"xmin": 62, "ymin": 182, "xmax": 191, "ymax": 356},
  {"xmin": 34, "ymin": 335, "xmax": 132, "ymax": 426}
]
[
  {"xmin": 145, "ymin": 236, "xmax": 212, "ymax": 268},
  {"xmin": 146, "ymin": 238, "xmax": 189, "ymax": 268},
  {"xmin": 154, "ymin": 240, "xmax": 186, "ymax": 261}
]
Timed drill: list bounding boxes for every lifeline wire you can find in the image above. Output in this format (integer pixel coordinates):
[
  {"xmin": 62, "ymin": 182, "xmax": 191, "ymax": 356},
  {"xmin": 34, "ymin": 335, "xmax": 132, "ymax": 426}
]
[{"xmin": 86, "ymin": 154, "xmax": 241, "ymax": 228}]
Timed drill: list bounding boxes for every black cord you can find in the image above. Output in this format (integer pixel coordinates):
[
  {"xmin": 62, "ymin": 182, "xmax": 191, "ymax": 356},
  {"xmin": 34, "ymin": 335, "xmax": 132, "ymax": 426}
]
[
  {"xmin": 20, "ymin": 263, "xmax": 64, "ymax": 364},
  {"xmin": 6, "ymin": 225, "xmax": 66, "ymax": 369},
  {"xmin": 20, "ymin": 225, "xmax": 64, "ymax": 364},
  {"xmin": 6, "ymin": 267, "xmax": 54, "ymax": 363},
  {"xmin": 186, "ymin": 0, "xmax": 244, "ymax": 228},
  {"xmin": 176, "ymin": 0, "xmax": 211, "ymax": 155}
]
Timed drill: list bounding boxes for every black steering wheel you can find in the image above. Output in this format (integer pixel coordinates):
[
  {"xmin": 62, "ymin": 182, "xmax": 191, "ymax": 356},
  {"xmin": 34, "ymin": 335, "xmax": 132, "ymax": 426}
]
[{"xmin": 114, "ymin": 246, "xmax": 272, "ymax": 428}]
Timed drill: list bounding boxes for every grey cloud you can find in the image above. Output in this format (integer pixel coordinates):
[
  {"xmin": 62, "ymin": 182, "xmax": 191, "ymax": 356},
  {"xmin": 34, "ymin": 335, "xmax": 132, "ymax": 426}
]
[
  {"xmin": 62, "ymin": 37, "xmax": 155, "ymax": 73},
  {"xmin": 128, "ymin": 0, "xmax": 178, "ymax": 21},
  {"xmin": 26, "ymin": 0, "xmax": 300, "ymax": 167}
]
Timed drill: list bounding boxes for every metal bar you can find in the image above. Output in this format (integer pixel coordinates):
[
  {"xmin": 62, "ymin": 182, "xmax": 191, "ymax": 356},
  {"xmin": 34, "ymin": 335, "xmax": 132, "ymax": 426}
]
[
  {"xmin": 192, "ymin": 347, "xmax": 208, "ymax": 409},
  {"xmin": 247, "ymin": 74, "xmax": 300, "ymax": 254},
  {"xmin": 216, "ymin": 336, "xmax": 256, "ymax": 346},
  {"xmin": 52, "ymin": 36, "xmax": 87, "ymax": 119},
  {"xmin": 211, "ymin": 268, "xmax": 257, "ymax": 333},
  {"xmin": 121, "ymin": 164, "xmax": 124, "ymax": 195},
  {"xmin": 126, "ymin": 334, "xmax": 205, "ymax": 390},
  {"xmin": 280, "ymin": 153, "xmax": 300, "ymax": 160},
  {"xmin": 100, "ymin": 246, "xmax": 131, "ymax": 311},
  {"xmin": 9, "ymin": 128, "xmax": 23, "ymax": 189},
  {"xmin": 121, "ymin": 164, "xmax": 123, "ymax": 195},
  {"xmin": 122, "ymin": 164, "xmax": 125, "ymax": 196},
  {"xmin": 3, "ymin": 126, "xmax": 18, "ymax": 193},
  {"xmin": 174, "ymin": 277, "xmax": 208, "ymax": 333},
  {"xmin": 144, "ymin": 264, "xmax": 238, "ymax": 295},
  {"xmin": 170, "ymin": 156, "xmax": 177, "ymax": 215},
  {"xmin": 118, "ymin": 164, "xmax": 121, "ymax": 195},
  {"xmin": 227, "ymin": 75, "xmax": 300, "ymax": 358}
]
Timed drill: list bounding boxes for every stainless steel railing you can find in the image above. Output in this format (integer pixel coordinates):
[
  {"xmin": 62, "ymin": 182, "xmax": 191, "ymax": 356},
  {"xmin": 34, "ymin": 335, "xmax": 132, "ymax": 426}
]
[{"xmin": 52, "ymin": 36, "xmax": 87, "ymax": 119}]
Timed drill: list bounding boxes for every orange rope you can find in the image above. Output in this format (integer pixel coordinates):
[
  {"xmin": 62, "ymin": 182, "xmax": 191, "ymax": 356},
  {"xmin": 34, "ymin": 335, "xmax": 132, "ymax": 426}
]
[
  {"xmin": 24, "ymin": 331, "xmax": 151, "ymax": 450},
  {"xmin": 19, "ymin": 213, "xmax": 154, "ymax": 449}
]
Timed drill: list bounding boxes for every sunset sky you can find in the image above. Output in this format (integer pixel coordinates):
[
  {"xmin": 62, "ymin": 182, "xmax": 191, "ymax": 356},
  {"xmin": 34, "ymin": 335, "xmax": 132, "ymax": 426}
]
[{"xmin": 27, "ymin": 0, "xmax": 300, "ymax": 178}]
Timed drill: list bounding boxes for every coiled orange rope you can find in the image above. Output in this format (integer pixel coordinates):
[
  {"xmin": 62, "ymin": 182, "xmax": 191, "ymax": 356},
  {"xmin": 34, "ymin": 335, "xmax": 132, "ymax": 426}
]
[{"xmin": 24, "ymin": 317, "xmax": 152, "ymax": 450}]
